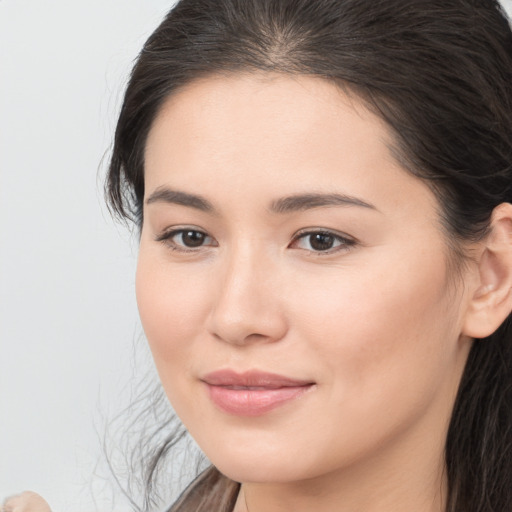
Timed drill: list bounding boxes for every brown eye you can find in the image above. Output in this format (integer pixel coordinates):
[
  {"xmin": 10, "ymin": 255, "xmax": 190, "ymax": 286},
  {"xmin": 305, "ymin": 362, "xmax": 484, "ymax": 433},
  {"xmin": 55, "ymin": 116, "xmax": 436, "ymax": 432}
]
[
  {"xmin": 291, "ymin": 230, "xmax": 355, "ymax": 253},
  {"xmin": 156, "ymin": 228, "xmax": 216, "ymax": 251},
  {"xmin": 179, "ymin": 230, "xmax": 207, "ymax": 247},
  {"xmin": 309, "ymin": 233, "xmax": 336, "ymax": 251}
]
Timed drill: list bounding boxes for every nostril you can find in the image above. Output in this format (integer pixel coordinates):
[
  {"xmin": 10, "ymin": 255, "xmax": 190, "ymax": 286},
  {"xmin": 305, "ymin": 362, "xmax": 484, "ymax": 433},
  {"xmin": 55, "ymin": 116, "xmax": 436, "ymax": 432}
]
[
  {"xmin": 211, "ymin": 329, "xmax": 276, "ymax": 346},
  {"xmin": 206, "ymin": 258, "xmax": 288, "ymax": 345},
  {"xmin": 208, "ymin": 309, "xmax": 288, "ymax": 346}
]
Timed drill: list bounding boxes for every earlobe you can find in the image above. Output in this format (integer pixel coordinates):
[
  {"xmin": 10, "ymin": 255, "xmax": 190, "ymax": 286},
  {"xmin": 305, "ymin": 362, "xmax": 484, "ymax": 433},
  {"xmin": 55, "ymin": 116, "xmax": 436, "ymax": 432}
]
[{"xmin": 463, "ymin": 203, "xmax": 512, "ymax": 339}]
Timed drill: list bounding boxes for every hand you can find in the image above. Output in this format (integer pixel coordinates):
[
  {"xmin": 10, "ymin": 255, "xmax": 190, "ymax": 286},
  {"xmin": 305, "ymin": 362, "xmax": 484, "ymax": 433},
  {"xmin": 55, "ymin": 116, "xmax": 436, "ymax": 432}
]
[{"xmin": 2, "ymin": 492, "xmax": 51, "ymax": 512}]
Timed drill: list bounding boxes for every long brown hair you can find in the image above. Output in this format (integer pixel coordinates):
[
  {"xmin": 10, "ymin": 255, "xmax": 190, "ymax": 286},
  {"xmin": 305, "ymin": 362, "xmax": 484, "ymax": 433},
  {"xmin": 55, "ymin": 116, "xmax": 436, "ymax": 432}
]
[{"xmin": 106, "ymin": 1, "xmax": 512, "ymax": 510}]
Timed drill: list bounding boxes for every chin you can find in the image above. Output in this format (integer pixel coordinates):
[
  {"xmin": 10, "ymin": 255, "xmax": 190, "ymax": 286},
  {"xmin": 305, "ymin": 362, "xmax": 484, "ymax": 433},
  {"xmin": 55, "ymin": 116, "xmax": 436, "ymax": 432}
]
[
  {"xmin": 216, "ymin": 462, "xmax": 296, "ymax": 484},
  {"xmin": 206, "ymin": 447, "xmax": 318, "ymax": 485}
]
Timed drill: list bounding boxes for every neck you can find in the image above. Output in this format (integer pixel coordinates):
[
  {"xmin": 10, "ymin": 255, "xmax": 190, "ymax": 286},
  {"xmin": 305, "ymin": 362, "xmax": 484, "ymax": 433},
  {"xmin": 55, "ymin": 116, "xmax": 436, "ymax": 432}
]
[
  {"xmin": 233, "ymin": 416, "xmax": 449, "ymax": 512},
  {"xmin": 235, "ymin": 465, "xmax": 447, "ymax": 512}
]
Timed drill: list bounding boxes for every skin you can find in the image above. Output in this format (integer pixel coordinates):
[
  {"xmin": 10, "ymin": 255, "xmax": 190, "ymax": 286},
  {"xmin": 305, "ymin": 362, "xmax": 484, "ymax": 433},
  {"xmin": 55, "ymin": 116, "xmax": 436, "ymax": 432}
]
[
  {"xmin": 2, "ymin": 492, "xmax": 51, "ymax": 512},
  {"xmin": 137, "ymin": 73, "xmax": 512, "ymax": 512},
  {"xmin": 9, "ymin": 74, "xmax": 512, "ymax": 512}
]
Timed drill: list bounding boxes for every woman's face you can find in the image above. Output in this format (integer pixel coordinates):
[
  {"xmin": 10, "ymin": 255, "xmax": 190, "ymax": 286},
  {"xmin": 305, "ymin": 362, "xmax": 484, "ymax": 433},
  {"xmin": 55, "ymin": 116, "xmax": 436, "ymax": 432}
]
[{"xmin": 137, "ymin": 74, "xmax": 473, "ymax": 484}]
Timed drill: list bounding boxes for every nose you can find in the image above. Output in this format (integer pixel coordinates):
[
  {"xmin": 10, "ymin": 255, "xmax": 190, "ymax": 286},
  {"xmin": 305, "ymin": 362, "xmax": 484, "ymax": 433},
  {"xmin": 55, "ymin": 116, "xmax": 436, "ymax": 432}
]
[{"xmin": 206, "ymin": 245, "xmax": 288, "ymax": 346}]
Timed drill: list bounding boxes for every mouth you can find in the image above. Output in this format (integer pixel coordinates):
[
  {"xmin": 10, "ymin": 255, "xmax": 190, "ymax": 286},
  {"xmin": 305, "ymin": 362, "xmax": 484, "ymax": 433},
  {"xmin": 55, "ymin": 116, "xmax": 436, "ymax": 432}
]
[{"xmin": 201, "ymin": 369, "xmax": 316, "ymax": 416}]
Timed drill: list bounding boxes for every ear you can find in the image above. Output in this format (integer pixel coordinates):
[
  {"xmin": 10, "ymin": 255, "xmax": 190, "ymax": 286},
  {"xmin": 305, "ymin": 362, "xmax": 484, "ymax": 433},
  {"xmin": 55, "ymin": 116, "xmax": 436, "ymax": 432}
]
[{"xmin": 463, "ymin": 203, "xmax": 512, "ymax": 339}]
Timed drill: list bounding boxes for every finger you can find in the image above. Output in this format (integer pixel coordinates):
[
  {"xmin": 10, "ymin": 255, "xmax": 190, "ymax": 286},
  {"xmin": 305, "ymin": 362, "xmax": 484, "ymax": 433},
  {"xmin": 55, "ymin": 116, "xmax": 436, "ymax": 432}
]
[{"xmin": 2, "ymin": 492, "xmax": 51, "ymax": 512}]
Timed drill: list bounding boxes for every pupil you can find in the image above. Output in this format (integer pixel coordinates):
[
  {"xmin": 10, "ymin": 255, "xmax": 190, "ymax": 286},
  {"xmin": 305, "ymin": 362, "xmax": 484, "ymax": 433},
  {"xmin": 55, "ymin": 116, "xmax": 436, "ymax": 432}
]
[
  {"xmin": 310, "ymin": 233, "xmax": 334, "ymax": 251},
  {"xmin": 183, "ymin": 231, "xmax": 205, "ymax": 247}
]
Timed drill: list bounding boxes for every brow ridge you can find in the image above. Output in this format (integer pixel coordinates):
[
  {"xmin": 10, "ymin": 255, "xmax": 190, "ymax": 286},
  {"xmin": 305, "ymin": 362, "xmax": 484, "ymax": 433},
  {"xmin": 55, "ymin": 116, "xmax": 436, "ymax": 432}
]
[
  {"xmin": 146, "ymin": 187, "xmax": 215, "ymax": 212},
  {"xmin": 270, "ymin": 193, "xmax": 376, "ymax": 213},
  {"xmin": 146, "ymin": 187, "xmax": 376, "ymax": 215}
]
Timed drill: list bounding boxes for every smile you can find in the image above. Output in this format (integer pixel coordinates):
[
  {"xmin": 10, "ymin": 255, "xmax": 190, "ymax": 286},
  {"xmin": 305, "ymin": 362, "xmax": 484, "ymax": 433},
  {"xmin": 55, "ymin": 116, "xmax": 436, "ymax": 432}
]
[{"xmin": 201, "ymin": 370, "xmax": 315, "ymax": 416}]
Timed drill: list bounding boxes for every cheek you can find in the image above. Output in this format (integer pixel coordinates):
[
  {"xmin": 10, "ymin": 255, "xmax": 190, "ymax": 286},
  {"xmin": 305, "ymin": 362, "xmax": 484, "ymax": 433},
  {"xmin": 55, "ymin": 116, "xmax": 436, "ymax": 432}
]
[
  {"xmin": 272, "ymin": 250, "xmax": 463, "ymax": 472},
  {"xmin": 135, "ymin": 249, "xmax": 210, "ymax": 375},
  {"xmin": 291, "ymin": 248, "xmax": 458, "ymax": 399}
]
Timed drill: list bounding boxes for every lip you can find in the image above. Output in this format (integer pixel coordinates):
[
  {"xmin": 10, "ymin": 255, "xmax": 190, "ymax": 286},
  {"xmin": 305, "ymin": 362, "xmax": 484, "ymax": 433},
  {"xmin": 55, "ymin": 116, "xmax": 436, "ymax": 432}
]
[{"xmin": 201, "ymin": 369, "xmax": 315, "ymax": 416}]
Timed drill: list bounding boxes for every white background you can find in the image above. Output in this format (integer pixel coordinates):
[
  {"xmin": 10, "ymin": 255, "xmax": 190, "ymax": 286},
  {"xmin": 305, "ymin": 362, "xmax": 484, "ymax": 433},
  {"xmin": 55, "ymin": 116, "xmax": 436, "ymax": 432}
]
[
  {"xmin": 0, "ymin": 1, "xmax": 177, "ymax": 510},
  {"xmin": 1, "ymin": 1, "xmax": 512, "ymax": 511}
]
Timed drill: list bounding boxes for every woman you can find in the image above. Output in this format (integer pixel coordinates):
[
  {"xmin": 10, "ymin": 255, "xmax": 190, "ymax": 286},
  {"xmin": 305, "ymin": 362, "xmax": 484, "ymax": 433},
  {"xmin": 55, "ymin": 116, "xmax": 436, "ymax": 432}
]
[{"xmin": 5, "ymin": 0, "xmax": 512, "ymax": 511}]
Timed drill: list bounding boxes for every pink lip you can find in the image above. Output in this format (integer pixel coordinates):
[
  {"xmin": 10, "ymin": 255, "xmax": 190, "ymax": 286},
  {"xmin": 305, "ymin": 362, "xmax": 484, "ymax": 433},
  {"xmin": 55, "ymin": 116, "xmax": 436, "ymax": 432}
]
[{"xmin": 201, "ymin": 370, "xmax": 315, "ymax": 416}]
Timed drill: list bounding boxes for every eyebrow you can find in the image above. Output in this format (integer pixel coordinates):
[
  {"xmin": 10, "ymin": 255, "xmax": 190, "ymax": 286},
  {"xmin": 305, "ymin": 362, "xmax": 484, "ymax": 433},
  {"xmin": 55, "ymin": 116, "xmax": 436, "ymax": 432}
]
[
  {"xmin": 146, "ymin": 187, "xmax": 215, "ymax": 213},
  {"xmin": 145, "ymin": 187, "xmax": 377, "ymax": 214},
  {"xmin": 269, "ymin": 193, "xmax": 377, "ymax": 213}
]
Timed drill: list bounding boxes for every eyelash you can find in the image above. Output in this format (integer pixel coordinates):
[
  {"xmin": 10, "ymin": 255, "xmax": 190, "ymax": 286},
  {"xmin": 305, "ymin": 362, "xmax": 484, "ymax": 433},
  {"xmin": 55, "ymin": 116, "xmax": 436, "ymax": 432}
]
[
  {"xmin": 290, "ymin": 229, "xmax": 357, "ymax": 254},
  {"xmin": 155, "ymin": 228, "xmax": 217, "ymax": 252},
  {"xmin": 155, "ymin": 227, "xmax": 357, "ymax": 255}
]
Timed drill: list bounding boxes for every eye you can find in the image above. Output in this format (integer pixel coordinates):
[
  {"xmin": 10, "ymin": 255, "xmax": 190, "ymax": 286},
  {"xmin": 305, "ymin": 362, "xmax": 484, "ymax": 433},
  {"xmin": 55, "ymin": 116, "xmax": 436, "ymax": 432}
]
[
  {"xmin": 156, "ymin": 228, "xmax": 217, "ymax": 251},
  {"xmin": 290, "ymin": 230, "xmax": 356, "ymax": 253}
]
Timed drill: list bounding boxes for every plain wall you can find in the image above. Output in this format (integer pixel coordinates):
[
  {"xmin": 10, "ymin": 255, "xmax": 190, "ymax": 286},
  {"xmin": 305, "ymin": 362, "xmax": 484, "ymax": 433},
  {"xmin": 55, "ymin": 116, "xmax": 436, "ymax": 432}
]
[
  {"xmin": 0, "ymin": 1, "xmax": 177, "ymax": 510},
  {"xmin": 1, "ymin": 0, "xmax": 512, "ymax": 511}
]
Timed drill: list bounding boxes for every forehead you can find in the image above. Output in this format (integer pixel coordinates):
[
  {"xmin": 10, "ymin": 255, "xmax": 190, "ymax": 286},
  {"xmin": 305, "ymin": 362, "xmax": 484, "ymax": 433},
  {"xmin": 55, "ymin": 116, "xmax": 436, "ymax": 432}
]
[
  {"xmin": 143, "ymin": 72, "xmax": 438, "ymax": 225},
  {"xmin": 146, "ymin": 73, "xmax": 393, "ymax": 179},
  {"xmin": 147, "ymin": 72, "xmax": 388, "ymax": 142}
]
